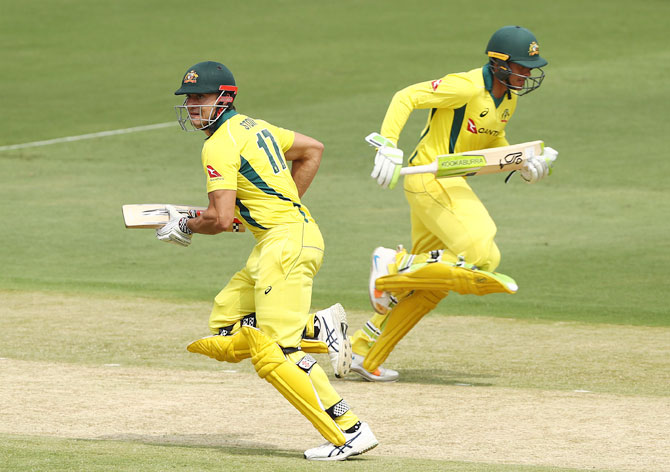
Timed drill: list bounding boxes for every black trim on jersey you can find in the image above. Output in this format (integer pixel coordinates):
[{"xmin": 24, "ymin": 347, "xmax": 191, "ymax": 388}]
[
  {"xmin": 235, "ymin": 198, "xmax": 268, "ymax": 229},
  {"xmin": 449, "ymin": 105, "xmax": 467, "ymax": 154},
  {"xmin": 238, "ymin": 155, "xmax": 309, "ymax": 223},
  {"xmin": 409, "ymin": 108, "xmax": 438, "ymax": 165}
]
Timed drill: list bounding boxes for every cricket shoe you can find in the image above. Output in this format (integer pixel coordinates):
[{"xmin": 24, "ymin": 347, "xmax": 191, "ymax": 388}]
[
  {"xmin": 304, "ymin": 421, "xmax": 378, "ymax": 461},
  {"xmin": 350, "ymin": 353, "xmax": 399, "ymax": 382},
  {"xmin": 369, "ymin": 246, "xmax": 400, "ymax": 315},
  {"xmin": 315, "ymin": 303, "xmax": 352, "ymax": 378}
]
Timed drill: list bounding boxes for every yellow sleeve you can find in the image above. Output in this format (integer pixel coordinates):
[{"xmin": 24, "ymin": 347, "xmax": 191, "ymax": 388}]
[
  {"xmin": 201, "ymin": 137, "xmax": 240, "ymax": 193},
  {"xmin": 380, "ymin": 74, "xmax": 478, "ymax": 144}
]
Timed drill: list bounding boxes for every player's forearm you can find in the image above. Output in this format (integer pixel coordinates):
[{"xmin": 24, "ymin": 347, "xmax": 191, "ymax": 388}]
[
  {"xmin": 187, "ymin": 189, "xmax": 237, "ymax": 234},
  {"xmin": 187, "ymin": 209, "xmax": 234, "ymax": 234},
  {"xmin": 291, "ymin": 154, "xmax": 320, "ymax": 197},
  {"xmin": 284, "ymin": 133, "xmax": 323, "ymax": 197}
]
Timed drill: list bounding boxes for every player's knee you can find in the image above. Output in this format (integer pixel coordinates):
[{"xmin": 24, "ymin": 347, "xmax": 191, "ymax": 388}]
[
  {"xmin": 485, "ymin": 243, "xmax": 501, "ymax": 271},
  {"xmin": 241, "ymin": 326, "xmax": 285, "ymax": 378},
  {"xmin": 471, "ymin": 241, "xmax": 500, "ymax": 271},
  {"xmin": 466, "ymin": 239, "xmax": 500, "ymax": 271}
]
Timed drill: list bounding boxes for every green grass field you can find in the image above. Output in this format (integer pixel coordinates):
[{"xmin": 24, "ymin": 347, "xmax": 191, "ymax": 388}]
[{"xmin": 1, "ymin": 0, "xmax": 669, "ymax": 470}]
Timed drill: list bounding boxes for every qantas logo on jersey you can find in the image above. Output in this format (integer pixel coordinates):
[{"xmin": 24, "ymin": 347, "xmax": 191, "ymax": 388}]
[
  {"xmin": 207, "ymin": 165, "xmax": 223, "ymax": 179},
  {"xmin": 466, "ymin": 119, "xmax": 500, "ymax": 136},
  {"xmin": 431, "ymin": 79, "xmax": 442, "ymax": 91}
]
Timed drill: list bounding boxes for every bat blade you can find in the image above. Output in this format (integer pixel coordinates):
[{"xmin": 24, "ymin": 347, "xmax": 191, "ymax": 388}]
[
  {"xmin": 400, "ymin": 141, "xmax": 544, "ymax": 179},
  {"xmin": 122, "ymin": 204, "xmax": 245, "ymax": 232}
]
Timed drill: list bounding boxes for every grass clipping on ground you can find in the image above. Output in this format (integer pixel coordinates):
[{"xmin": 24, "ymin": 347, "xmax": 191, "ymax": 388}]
[{"xmin": 1, "ymin": 291, "xmax": 669, "ymax": 471}]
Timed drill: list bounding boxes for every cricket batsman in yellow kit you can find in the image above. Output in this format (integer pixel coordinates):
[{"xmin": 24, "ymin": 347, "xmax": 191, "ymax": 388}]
[
  {"xmin": 349, "ymin": 26, "xmax": 559, "ymax": 381},
  {"xmin": 155, "ymin": 61, "xmax": 377, "ymax": 460}
]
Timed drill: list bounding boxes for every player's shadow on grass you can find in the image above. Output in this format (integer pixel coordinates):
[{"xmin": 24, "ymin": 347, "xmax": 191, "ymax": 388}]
[
  {"xmin": 102, "ymin": 433, "xmax": 298, "ymax": 456},
  {"xmin": 345, "ymin": 368, "xmax": 495, "ymax": 386},
  {"xmin": 100, "ymin": 433, "xmax": 377, "ymax": 461},
  {"xmin": 400, "ymin": 368, "xmax": 495, "ymax": 386}
]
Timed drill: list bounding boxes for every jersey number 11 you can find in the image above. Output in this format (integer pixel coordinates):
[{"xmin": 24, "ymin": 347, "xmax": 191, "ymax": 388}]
[{"xmin": 256, "ymin": 129, "xmax": 287, "ymax": 174}]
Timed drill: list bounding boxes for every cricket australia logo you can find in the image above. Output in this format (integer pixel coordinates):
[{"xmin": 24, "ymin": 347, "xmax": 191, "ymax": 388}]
[
  {"xmin": 184, "ymin": 70, "xmax": 199, "ymax": 83},
  {"xmin": 528, "ymin": 41, "xmax": 540, "ymax": 56}
]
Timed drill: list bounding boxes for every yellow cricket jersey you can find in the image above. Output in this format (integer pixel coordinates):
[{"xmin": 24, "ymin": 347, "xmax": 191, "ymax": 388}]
[
  {"xmin": 201, "ymin": 111, "xmax": 314, "ymax": 238},
  {"xmin": 380, "ymin": 66, "xmax": 517, "ymax": 168}
]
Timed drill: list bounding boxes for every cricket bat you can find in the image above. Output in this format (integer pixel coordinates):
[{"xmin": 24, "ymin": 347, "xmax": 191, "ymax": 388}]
[
  {"xmin": 365, "ymin": 132, "xmax": 545, "ymax": 179},
  {"xmin": 122, "ymin": 204, "xmax": 245, "ymax": 232}
]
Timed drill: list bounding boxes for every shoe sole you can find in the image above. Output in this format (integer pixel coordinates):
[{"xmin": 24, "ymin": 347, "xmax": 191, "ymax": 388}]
[
  {"xmin": 369, "ymin": 248, "xmax": 390, "ymax": 315},
  {"xmin": 352, "ymin": 440, "xmax": 379, "ymax": 456},
  {"xmin": 331, "ymin": 303, "xmax": 352, "ymax": 378},
  {"xmin": 304, "ymin": 439, "xmax": 379, "ymax": 461},
  {"xmin": 350, "ymin": 364, "xmax": 399, "ymax": 383}
]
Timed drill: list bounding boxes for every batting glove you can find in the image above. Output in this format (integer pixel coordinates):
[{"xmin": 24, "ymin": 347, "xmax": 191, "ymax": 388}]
[
  {"xmin": 155, "ymin": 204, "xmax": 193, "ymax": 247},
  {"xmin": 371, "ymin": 146, "xmax": 403, "ymax": 189},
  {"xmin": 520, "ymin": 146, "xmax": 558, "ymax": 184}
]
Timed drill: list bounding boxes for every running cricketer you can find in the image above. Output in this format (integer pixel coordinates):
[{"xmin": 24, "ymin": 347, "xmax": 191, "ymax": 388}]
[
  {"xmin": 349, "ymin": 26, "xmax": 558, "ymax": 381},
  {"xmin": 156, "ymin": 61, "xmax": 377, "ymax": 460}
]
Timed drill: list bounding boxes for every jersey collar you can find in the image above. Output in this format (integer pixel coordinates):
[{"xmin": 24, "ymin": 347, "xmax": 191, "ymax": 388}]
[
  {"xmin": 482, "ymin": 64, "xmax": 494, "ymax": 92},
  {"xmin": 483, "ymin": 64, "xmax": 505, "ymax": 107},
  {"xmin": 206, "ymin": 109, "xmax": 238, "ymax": 138}
]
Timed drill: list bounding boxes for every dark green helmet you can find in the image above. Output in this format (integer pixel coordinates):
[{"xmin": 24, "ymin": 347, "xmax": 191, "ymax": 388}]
[
  {"xmin": 174, "ymin": 61, "xmax": 237, "ymax": 95},
  {"xmin": 486, "ymin": 26, "xmax": 547, "ymax": 96},
  {"xmin": 174, "ymin": 61, "xmax": 238, "ymax": 131},
  {"xmin": 486, "ymin": 25, "xmax": 547, "ymax": 68}
]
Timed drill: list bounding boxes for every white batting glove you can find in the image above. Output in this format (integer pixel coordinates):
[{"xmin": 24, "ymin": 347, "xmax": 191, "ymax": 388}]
[
  {"xmin": 155, "ymin": 204, "xmax": 193, "ymax": 247},
  {"xmin": 520, "ymin": 146, "xmax": 558, "ymax": 184},
  {"xmin": 371, "ymin": 146, "xmax": 404, "ymax": 189}
]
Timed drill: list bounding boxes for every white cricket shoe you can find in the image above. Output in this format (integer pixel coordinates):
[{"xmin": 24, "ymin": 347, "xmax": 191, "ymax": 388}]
[
  {"xmin": 369, "ymin": 247, "xmax": 398, "ymax": 315},
  {"xmin": 315, "ymin": 303, "xmax": 352, "ymax": 378},
  {"xmin": 350, "ymin": 353, "xmax": 399, "ymax": 382},
  {"xmin": 304, "ymin": 421, "xmax": 378, "ymax": 461}
]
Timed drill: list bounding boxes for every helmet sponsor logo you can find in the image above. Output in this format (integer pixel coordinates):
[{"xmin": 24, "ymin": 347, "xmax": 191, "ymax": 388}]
[
  {"xmin": 207, "ymin": 165, "xmax": 222, "ymax": 178},
  {"xmin": 431, "ymin": 79, "xmax": 442, "ymax": 91},
  {"xmin": 467, "ymin": 119, "xmax": 477, "ymax": 134},
  {"xmin": 528, "ymin": 41, "xmax": 540, "ymax": 56},
  {"xmin": 184, "ymin": 70, "xmax": 199, "ymax": 84}
]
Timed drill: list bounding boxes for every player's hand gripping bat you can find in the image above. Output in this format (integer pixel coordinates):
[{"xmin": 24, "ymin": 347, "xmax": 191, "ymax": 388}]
[
  {"xmin": 122, "ymin": 204, "xmax": 245, "ymax": 232},
  {"xmin": 365, "ymin": 133, "xmax": 555, "ymax": 188}
]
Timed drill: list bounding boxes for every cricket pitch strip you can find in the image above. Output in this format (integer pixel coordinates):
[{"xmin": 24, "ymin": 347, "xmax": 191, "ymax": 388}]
[{"xmin": 0, "ymin": 292, "xmax": 668, "ymax": 471}]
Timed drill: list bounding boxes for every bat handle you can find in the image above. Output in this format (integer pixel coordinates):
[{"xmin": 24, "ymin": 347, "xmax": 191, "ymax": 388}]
[{"xmin": 399, "ymin": 162, "xmax": 437, "ymax": 176}]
